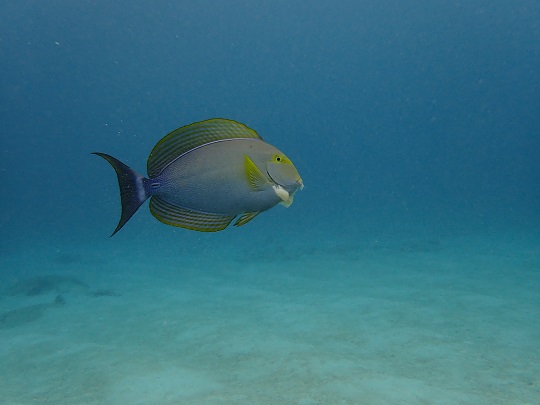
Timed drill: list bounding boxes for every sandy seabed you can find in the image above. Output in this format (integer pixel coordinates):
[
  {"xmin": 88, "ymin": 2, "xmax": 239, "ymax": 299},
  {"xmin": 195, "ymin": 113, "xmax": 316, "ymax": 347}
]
[{"xmin": 0, "ymin": 230, "xmax": 538, "ymax": 405}]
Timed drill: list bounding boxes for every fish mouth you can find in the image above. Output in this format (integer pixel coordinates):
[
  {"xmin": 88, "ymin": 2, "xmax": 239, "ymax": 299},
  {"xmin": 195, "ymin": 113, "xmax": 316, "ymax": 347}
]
[
  {"xmin": 266, "ymin": 170, "xmax": 281, "ymax": 187},
  {"xmin": 267, "ymin": 170, "xmax": 303, "ymax": 191}
]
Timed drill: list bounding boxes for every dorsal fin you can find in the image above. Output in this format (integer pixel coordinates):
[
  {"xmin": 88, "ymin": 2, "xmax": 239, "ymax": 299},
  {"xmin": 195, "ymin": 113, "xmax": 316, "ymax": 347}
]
[{"xmin": 147, "ymin": 118, "xmax": 262, "ymax": 178}]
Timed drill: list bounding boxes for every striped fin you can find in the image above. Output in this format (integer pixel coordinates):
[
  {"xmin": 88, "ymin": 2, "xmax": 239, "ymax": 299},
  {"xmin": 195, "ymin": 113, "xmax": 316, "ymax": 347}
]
[
  {"xmin": 149, "ymin": 196, "xmax": 235, "ymax": 232},
  {"xmin": 234, "ymin": 212, "xmax": 260, "ymax": 227},
  {"xmin": 244, "ymin": 154, "xmax": 267, "ymax": 191},
  {"xmin": 147, "ymin": 118, "xmax": 262, "ymax": 178}
]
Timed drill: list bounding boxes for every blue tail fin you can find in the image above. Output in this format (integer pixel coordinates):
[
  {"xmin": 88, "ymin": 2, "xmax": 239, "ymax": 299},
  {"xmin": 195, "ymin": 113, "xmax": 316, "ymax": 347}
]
[{"xmin": 92, "ymin": 152, "xmax": 150, "ymax": 236}]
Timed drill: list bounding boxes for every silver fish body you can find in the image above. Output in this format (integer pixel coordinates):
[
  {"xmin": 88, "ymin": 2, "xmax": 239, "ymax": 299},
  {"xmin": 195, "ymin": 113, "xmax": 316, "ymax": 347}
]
[
  {"xmin": 93, "ymin": 119, "xmax": 303, "ymax": 234},
  {"xmin": 157, "ymin": 139, "xmax": 287, "ymax": 214}
]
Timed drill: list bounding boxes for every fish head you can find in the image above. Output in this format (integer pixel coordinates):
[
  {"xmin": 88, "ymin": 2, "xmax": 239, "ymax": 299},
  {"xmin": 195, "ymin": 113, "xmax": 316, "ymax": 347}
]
[{"xmin": 266, "ymin": 153, "xmax": 303, "ymax": 194}]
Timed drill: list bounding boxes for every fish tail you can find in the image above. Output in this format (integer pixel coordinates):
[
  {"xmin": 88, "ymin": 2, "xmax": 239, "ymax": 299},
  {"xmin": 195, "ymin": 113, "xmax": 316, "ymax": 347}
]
[{"xmin": 92, "ymin": 152, "xmax": 152, "ymax": 236}]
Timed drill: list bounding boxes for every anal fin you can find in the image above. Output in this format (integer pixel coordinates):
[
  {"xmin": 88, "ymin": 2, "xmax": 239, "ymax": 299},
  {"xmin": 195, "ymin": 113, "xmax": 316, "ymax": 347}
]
[{"xmin": 150, "ymin": 197, "xmax": 234, "ymax": 232}]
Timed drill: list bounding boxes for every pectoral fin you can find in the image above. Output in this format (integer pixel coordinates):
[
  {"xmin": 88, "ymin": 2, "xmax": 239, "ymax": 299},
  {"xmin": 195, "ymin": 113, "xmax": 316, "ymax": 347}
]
[{"xmin": 244, "ymin": 155, "xmax": 267, "ymax": 191}]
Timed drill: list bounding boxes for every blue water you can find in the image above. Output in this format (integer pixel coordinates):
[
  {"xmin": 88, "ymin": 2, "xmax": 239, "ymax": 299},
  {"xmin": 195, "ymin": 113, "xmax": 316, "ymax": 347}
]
[{"xmin": 1, "ymin": 1, "xmax": 539, "ymax": 404}]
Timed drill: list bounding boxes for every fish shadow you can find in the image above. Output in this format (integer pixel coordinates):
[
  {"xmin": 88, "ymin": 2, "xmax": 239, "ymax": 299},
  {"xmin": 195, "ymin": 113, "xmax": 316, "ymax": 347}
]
[
  {"xmin": 5, "ymin": 275, "xmax": 122, "ymax": 298},
  {"xmin": 0, "ymin": 275, "xmax": 122, "ymax": 330},
  {"xmin": 0, "ymin": 295, "xmax": 65, "ymax": 330}
]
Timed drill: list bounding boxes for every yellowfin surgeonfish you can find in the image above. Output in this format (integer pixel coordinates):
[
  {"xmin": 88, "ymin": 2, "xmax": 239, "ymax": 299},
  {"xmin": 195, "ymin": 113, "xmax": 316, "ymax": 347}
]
[{"xmin": 93, "ymin": 118, "xmax": 303, "ymax": 234}]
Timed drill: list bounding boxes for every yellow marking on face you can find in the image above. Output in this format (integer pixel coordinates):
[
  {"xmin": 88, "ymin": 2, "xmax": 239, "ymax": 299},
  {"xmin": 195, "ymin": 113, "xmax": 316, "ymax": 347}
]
[{"xmin": 271, "ymin": 154, "xmax": 293, "ymax": 165}]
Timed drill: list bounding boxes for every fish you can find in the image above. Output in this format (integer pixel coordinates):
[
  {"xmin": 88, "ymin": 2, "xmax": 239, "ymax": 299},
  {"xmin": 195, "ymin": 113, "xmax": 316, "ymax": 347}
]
[{"xmin": 93, "ymin": 118, "xmax": 303, "ymax": 234}]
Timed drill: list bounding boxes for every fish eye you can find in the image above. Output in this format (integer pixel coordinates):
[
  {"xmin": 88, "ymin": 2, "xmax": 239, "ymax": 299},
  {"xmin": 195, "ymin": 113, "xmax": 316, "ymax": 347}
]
[{"xmin": 276, "ymin": 156, "xmax": 281, "ymax": 162}]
